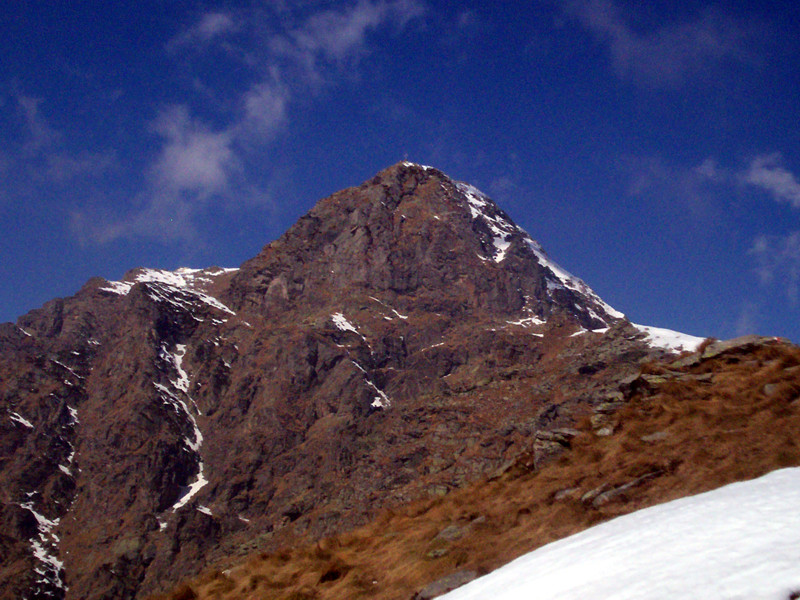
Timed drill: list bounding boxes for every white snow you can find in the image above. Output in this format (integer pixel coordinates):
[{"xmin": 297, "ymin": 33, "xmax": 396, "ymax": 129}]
[
  {"xmin": 197, "ymin": 505, "xmax": 213, "ymax": 516},
  {"xmin": 52, "ymin": 359, "xmax": 83, "ymax": 380},
  {"xmin": 170, "ymin": 344, "xmax": 190, "ymax": 394},
  {"xmin": 401, "ymin": 161, "xmax": 435, "ymax": 170},
  {"xmin": 456, "ymin": 182, "xmax": 517, "ymax": 263},
  {"xmin": 332, "ymin": 312, "xmax": 359, "ymax": 334},
  {"xmin": 67, "ymin": 406, "xmax": 79, "ymax": 425},
  {"xmin": 453, "ymin": 179, "xmax": 625, "ymax": 324},
  {"xmin": 331, "ymin": 312, "xmax": 369, "ymax": 343},
  {"xmin": 441, "ymin": 467, "xmax": 800, "ymax": 600},
  {"xmin": 99, "ymin": 280, "xmax": 133, "ymax": 294},
  {"xmin": 369, "ymin": 296, "xmax": 409, "ymax": 320},
  {"xmin": 524, "ymin": 237, "xmax": 625, "ymax": 321},
  {"xmin": 10, "ymin": 411, "xmax": 34, "ymax": 428},
  {"xmin": 171, "ymin": 462, "xmax": 209, "ymax": 513},
  {"xmin": 368, "ymin": 383, "xmax": 391, "ymax": 408},
  {"xmin": 506, "ymin": 316, "xmax": 546, "ymax": 328},
  {"xmin": 20, "ymin": 501, "xmax": 64, "ymax": 590},
  {"xmin": 160, "ymin": 344, "xmax": 200, "ymax": 414},
  {"xmin": 633, "ymin": 323, "xmax": 705, "ymax": 353},
  {"xmin": 351, "ymin": 360, "xmax": 391, "ymax": 409},
  {"xmin": 154, "ymin": 383, "xmax": 202, "ymax": 453},
  {"xmin": 100, "ymin": 266, "xmax": 237, "ymax": 315},
  {"xmin": 153, "ymin": 380, "xmax": 208, "ymax": 512}
]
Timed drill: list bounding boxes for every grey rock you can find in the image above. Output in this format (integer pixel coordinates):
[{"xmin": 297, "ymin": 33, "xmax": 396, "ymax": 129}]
[
  {"xmin": 434, "ymin": 524, "xmax": 466, "ymax": 543},
  {"xmin": 763, "ymin": 383, "xmax": 779, "ymax": 396},
  {"xmin": 414, "ymin": 570, "xmax": 479, "ymax": 599},
  {"xmin": 640, "ymin": 431, "xmax": 668, "ymax": 443},
  {"xmin": 594, "ymin": 401, "xmax": 624, "ymax": 414},
  {"xmin": 701, "ymin": 335, "xmax": 778, "ymax": 359},
  {"xmin": 669, "ymin": 352, "xmax": 702, "ymax": 369}
]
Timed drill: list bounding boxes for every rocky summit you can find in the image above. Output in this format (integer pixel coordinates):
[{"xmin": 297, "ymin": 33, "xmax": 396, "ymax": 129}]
[{"xmin": 0, "ymin": 162, "xmax": 698, "ymax": 599}]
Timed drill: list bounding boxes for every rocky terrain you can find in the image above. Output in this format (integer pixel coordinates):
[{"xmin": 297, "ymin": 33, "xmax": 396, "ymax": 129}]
[
  {"xmin": 153, "ymin": 334, "xmax": 800, "ymax": 600},
  {"xmin": 2, "ymin": 163, "xmax": 703, "ymax": 599}
]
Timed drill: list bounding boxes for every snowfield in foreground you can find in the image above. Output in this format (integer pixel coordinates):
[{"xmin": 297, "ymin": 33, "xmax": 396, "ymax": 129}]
[{"xmin": 441, "ymin": 468, "xmax": 800, "ymax": 600}]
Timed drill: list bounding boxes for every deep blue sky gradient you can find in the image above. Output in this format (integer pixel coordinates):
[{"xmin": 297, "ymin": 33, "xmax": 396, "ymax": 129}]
[{"xmin": 2, "ymin": 1, "xmax": 800, "ymax": 341}]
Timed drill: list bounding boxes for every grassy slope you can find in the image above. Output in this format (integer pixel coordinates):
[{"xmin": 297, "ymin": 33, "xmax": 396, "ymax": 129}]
[{"xmin": 153, "ymin": 339, "xmax": 800, "ymax": 600}]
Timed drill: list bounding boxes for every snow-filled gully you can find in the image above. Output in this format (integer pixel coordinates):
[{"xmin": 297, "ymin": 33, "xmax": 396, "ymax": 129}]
[
  {"xmin": 19, "ymin": 497, "xmax": 65, "ymax": 595},
  {"xmin": 155, "ymin": 344, "xmax": 208, "ymax": 523},
  {"xmin": 331, "ymin": 312, "xmax": 392, "ymax": 408}
]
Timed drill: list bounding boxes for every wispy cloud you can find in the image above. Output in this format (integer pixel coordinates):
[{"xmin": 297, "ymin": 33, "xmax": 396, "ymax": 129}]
[
  {"xmin": 148, "ymin": 105, "xmax": 236, "ymax": 197},
  {"xmin": 4, "ymin": 92, "xmax": 114, "ymax": 191},
  {"xmin": 239, "ymin": 79, "xmax": 290, "ymax": 140},
  {"xmin": 742, "ymin": 153, "xmax": 800, "ymax": 208},
  {"xmin": 270, "ymin": 0, "xmax": 425, "ymax": 81},
  {"xmin": 79, "ymin": 1, "xmax": 425, "ymax": 244},
  {"xmin": 167, "ymin": 11, "xmax": 238, "ymax": 50},
  {"xmin": 16, "ymin": 94, "xmax": 60, "ymax": 153},
  {"xmin": 74, "ymin": 106, "xmax": 238, "ymax": 244},
  {"xmin": 622, "ymin": 154, "xmax": 721, "ymax": 221},
  {"xmin": 564, "ymin": 0, "xmax": 755, "ymax": 87},
  {"xmin": 737, "ymin": 155, "xmax": 800, "ymax": 303},
  {"xmin": 749, "ymin": 232, "xmax": 800, "ymax": 303},
  {"xmin": 734, "ymin": 300, "xmax": 760, "ymax": 337}
]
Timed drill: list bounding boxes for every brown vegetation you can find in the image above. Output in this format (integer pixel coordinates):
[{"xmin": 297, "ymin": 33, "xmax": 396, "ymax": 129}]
[{"xmin": 151, "ymin": 339, "xmax": 800, "ymax": 600}]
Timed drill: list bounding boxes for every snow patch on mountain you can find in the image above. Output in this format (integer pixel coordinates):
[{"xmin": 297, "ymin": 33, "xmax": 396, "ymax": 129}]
[
  {"xmin": 153, "ymin": 371, "xmax": 208, "ymax": 512},
  {"xmin": 9, "ymin": 411, "xmax": 34, "ymax": 428},
  {"xmin": 351, "ymin": 360, "xmax": 391, "ymax": 409},
  {"xmin": 633, "ymin": 324, "xmax": 705, "ymax": 353},
  {"xmin": 401, "ymin": 161, "xmax": 435, "ymax": 171},
  {"xmin": 453, "ymin": 178, "xmax": 624, "ymax": 324},
  {"xmin": 506, "ymin": 316, "xmax": 546, "ymax": 327},
  {"xmin": 456, "ymin": 182, "xmax": 517, "ymax": 263},
  {"xmin": 20, "ymin": 500, "xmax": 64, "ymax": 593},
  {"xmin": 332, "ymin": 312, "xmax": 358, "ymax": 334},
  {"xmin": 332, "ymin": 312, "xmax": 370, "ymax": 345},
  {"xmin": 523, "ymin": 237, "xmax": 625, "ymax": 321},
  {"xmin": 100, "ymin": 267, "xmax": 237, "ymax": 315},
  {"xmin": 441, "ymin": 467, "xmax": 800, "ymax": 600}
]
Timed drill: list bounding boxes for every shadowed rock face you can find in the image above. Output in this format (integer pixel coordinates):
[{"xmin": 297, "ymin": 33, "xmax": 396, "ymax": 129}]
[{"xmin": 0, "ymin": 163, "xmax": 668, "ymax": 599}]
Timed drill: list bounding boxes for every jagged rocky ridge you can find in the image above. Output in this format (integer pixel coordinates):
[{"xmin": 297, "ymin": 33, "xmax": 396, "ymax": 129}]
[{"xmin": 0, "ymin": 163, "xmax": 698, "ymax": 599}]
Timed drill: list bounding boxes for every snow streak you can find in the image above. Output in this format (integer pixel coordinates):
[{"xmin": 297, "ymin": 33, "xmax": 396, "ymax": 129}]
[{"xmin": 20, "ymin": 500, "xmax": 65, "ymax": 594}]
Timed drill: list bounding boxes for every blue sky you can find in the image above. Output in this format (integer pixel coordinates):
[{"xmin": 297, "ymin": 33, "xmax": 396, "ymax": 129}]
[{"xmin": 3, "ymin": 1, "xmax": 800, "ymax": 342}]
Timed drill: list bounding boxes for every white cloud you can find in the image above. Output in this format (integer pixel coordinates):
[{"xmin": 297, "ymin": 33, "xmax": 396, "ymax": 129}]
[
  {"xmin": 168, "ymin": 11, "xmax": 237, "ymax": 50},
  {"xmin": 272, "ymin": 0, "xmax": 425, "ymax": 78},
  {"xmin": 749, "ymin": 232, "xmax": 800, "ymax": 303},
  {"xmin": 742, "ymin": 153, "xmax": 800, "ymax": 208},
  {"xmin": 240, "ymin": 80, "xmax": 290, "ymax": 140},
  {"xmin": 734, "ymin": 301, "xmax": 760, "ymax": 337},
  {"xmin": 149, "ymin": 105, "xmax": 236, "ymax": 197},
  {"xmin": 16, "ymin": 94, "xmax": 60, "ymax": 153},
  {"xmin": 69, "ymin": 1, "xmax": 425, "ymax": 244},
  {"xmin": 694, "ymin": 157, "xmax": 723, "ymax": 182},
  {"xmin": 564, "ymin": 0, "xmax": 752, "ymax": 87}
]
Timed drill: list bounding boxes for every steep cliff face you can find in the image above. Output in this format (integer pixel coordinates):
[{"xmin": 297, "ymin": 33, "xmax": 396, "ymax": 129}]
[{"xmin": 0, "ymin": 163, "xmax": 687, "ymax": 599}]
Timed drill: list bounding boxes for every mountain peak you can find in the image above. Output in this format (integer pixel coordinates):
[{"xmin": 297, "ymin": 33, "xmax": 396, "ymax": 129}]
[{"xmin": 231, "ymin": 163, "xmax": 623, "ymax": 331}]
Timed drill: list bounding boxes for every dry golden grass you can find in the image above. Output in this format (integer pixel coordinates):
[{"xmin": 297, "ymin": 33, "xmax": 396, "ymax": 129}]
[{"xmin": 151, "ymin": 341, "xmax": 800, "ymax": 600}]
